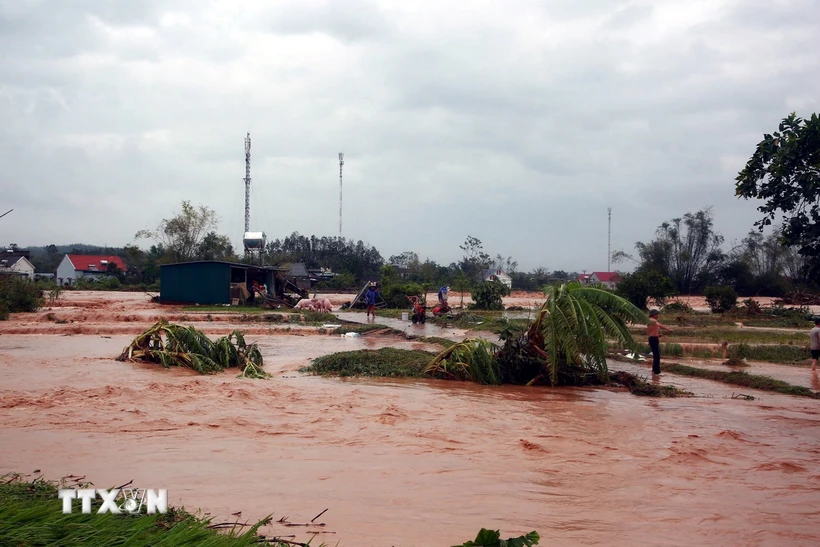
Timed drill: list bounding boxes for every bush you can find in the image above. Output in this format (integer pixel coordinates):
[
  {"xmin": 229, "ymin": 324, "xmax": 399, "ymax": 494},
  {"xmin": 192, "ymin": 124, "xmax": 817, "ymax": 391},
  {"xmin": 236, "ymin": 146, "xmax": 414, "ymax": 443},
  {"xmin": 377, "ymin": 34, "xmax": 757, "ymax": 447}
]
[
  {"xmin": 0, "ymin": 276, "xmax": 45, "ymax": 319},
  {"xmin": 381, "ymin": 282, "xmax": 424, "ymax": 308},
  {"xmin": 704, "ymin": 285, "xmax": 737, "ymax": 313},
  {"xmin": 663, "ymin": 300, "xmax": 693, "ymax": 314},
  {"xmin": 615, "ymin": 271, "xmax": 676, "ymax": 310},
  {"xmin": 470, "ymin": 280, "xmax": 511, "ymax": 310}
]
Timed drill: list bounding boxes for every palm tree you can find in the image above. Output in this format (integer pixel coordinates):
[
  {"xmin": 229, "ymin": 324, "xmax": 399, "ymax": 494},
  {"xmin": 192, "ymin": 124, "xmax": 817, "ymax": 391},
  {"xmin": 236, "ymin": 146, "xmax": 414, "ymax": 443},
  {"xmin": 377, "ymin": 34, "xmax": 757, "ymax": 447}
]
[
  {"xmin": 425, "ymin": 281, "xmax": 647, "ymax": 386},
  {"xmin": 518, "ymin": 281, "xmax": 647, "ymax": 385}
]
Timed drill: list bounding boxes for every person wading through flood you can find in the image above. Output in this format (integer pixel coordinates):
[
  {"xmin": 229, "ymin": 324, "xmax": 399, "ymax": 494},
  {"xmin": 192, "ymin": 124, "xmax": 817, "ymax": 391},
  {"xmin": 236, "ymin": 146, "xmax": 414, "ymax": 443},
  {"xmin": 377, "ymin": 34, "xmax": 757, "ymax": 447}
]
[
  {"xmin": 810, "ymin": 317, "xmax": 820, "ymax": 372},
  {"xmin": 365, "ymin": 283, "xmax": 379, "ymax": 320},
  {"xmin": 647, "ymin": 309, "xmax": 673, "ymax": 375}
]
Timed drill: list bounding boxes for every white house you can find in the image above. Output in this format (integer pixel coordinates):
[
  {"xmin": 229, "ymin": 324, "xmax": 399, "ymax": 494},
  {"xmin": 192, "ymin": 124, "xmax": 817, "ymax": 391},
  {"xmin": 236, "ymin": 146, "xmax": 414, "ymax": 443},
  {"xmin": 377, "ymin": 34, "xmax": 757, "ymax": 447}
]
[
  {"xmin": 577, "ymin": 271, "xmax": 622, "ymax": 290},
  {"xmin": 479, "ymin": 268, "xmax": 513, "ymax": 289},
  {"xmin": 57, "ymin": 254, "xmax": 127, "ymax": 285},
  {"xmin": 0, "ymin": 255, "xmax": 35, "ymax": 280}
]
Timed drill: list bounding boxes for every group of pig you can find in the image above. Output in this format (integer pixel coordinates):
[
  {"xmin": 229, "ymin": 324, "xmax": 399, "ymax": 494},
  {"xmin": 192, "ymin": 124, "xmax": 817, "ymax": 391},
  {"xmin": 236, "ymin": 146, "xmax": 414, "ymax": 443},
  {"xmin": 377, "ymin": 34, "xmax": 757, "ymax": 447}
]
[{"xmin": 294, "ymin": 297, "xmax": 333, "ymax": 312}]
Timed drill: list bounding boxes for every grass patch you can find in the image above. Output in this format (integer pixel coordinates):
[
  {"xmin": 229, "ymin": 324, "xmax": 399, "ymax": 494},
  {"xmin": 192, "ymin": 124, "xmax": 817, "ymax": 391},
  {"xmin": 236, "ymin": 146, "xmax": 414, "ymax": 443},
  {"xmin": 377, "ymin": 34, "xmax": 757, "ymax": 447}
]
[
  {"xmin": 0, "ymin": 474, "xmax": 277, "ymax": 546},
  {"xmin": 332, "ymin": 323, "xmax": 403, "ymax": 335},
  {"xmin": 663, "ymin": 363, "xmax": 820, "ymax": 399},
  {"xmin": 651, "ymin": 311, "xmax": 814, "ymax": 329},
  {"xmin": 660, "ymin": 327, "xmax": 809, "ymax": 345},
  {"xmin": 609, "ymin": 371, "xmax": 693, "ymax": 397},
  {"xmin": 302, "ymin": 347, "xmax": 436, "ymax": 378},
  {"xmin": 415, "ymin": 336, "xmax": 457, "ymax": 349},
  {"xmin": 431, "ymin": 313, "xmax": 530, "ymax": 335},
  {"xmin": 727, "ymin": 343, "xmax": 810, "ymax": 364}
]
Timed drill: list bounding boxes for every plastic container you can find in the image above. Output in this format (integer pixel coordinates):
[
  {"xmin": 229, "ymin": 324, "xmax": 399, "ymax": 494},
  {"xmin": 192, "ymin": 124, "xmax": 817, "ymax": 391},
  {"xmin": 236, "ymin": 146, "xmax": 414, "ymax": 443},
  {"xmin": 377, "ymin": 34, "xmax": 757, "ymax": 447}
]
[{"xmin": 401, "ymin": 312, "xmax": 409, "ymax": 321}]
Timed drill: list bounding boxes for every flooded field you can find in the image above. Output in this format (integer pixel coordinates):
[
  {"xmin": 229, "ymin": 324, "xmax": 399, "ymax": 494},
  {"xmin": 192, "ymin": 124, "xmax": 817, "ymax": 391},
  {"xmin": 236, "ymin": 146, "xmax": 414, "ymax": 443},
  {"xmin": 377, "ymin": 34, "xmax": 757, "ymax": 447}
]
[{"xmin": 2, "ymin": 291, "xmax": 820, "ymax": 546}]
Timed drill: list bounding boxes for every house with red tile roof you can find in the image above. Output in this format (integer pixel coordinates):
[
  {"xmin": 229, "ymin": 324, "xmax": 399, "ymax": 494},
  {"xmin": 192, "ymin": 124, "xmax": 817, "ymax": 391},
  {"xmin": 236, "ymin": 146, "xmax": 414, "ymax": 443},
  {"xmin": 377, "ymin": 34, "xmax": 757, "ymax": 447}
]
[
  {"xmin": 56, "ymin": 254, "xmax": 127, "ymax": 285},
  {"xmin": 576, "ymin": 271, "xmax": 622, "ymax": 289}
]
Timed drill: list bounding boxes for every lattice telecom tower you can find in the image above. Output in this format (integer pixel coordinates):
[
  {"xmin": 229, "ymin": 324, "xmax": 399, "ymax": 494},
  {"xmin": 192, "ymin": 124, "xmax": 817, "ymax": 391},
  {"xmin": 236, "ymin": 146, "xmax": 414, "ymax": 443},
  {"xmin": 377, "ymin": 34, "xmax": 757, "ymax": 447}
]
[
  {"xmin": 338, "ymin": 152, "xmax": 344, "ymax": 238},
  {"xmin": 244, "ymin": 133, "xmax": 251, "ymax": 233},
  {"xmin": 242, "ymin": 132, "xmax": 266, "ymax": 263}
]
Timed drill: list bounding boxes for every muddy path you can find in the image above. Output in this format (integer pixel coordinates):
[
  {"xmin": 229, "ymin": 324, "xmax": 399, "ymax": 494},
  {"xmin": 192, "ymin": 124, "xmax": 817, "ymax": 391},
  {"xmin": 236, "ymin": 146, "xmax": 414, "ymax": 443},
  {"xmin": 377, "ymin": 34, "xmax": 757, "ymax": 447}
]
[{"xmin": 2, "ymin": 292, "xmax": 820, "ymax": 546}]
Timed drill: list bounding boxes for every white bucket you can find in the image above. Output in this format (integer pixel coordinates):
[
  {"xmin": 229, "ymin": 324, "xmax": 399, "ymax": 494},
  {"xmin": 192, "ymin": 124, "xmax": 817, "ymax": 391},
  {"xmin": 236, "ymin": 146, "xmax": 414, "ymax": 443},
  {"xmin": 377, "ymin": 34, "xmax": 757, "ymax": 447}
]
[{"xmin": 401, "ymin": 312, "xmax": 409, "ymax": 321}]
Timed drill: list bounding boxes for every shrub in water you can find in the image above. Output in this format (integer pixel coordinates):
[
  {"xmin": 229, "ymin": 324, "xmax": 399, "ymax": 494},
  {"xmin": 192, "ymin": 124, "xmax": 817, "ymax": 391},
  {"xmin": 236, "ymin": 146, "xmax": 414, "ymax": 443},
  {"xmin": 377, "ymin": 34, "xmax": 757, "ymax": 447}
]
[
  {"xmin": 470, "ymin": 279, "xmax": 510, "ymax": 310},
  {"xmin": 704, "ymin": 285, "xmax": 738, "ymax": 313}
]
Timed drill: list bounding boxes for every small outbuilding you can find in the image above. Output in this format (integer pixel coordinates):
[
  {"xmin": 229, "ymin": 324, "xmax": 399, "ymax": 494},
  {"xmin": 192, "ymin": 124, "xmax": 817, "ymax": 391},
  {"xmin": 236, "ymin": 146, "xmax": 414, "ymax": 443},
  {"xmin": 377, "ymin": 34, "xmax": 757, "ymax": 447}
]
[{"xmin": 159, "ymin": 260, "xmax": 305, "ymax": 306}]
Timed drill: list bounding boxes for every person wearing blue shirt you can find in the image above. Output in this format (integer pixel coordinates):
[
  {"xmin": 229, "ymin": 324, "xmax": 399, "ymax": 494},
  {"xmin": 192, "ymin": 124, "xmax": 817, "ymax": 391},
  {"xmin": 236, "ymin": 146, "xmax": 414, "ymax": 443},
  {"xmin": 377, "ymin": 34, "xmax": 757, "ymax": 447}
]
[
  {"xmin": 365, "ymin": 283, "xmax": 379, "ymax": 319},
  {"xmin": 438, "ymin": 285, "xmax": 449, "ymax": 306}
]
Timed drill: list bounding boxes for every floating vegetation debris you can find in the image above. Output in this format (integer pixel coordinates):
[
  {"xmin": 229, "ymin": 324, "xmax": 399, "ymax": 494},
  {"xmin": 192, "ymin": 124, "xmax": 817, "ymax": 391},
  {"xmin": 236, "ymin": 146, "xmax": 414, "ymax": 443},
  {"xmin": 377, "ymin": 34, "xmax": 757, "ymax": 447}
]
[
  {"xmin": 304, "ymin": 347, "xmax": 435, "ymax": 378},
  {"xmin": 116, "ymin": 319, "xmax": 269, "ymax": 379},
  {"xmin": 609, "ymin": 371, "xmax": 693, "ymax": 397}
]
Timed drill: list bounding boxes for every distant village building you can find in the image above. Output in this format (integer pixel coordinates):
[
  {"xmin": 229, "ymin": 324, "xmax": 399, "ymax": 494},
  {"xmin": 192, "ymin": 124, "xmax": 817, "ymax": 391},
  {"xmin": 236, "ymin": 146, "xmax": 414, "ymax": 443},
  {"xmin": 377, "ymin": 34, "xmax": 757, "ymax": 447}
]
[
  {"xmin": 0, "ymin": 255, "xmax": 35, "ymax": 280},
  {"xmin": 479, "ymin": 269, "xmax": 513, "ymax": 289},
  {"xmin": 283, "ymin": 263, "xmax": 311, "ymax": 290},
  {"xmin": 56, "ymin": 254, "xmax": 127, "ymax": 286},
  {"xmin": 576, "ymin": 271, "xmax": 622, "ymax": 290}
]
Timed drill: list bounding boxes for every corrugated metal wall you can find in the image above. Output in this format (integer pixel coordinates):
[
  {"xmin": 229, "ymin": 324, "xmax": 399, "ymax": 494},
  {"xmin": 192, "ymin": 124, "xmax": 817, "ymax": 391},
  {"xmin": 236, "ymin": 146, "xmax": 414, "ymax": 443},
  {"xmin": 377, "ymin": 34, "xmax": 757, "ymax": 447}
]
[{"xmin": 160, "ymin": 262, "xmax": 231, "ymax": 304}]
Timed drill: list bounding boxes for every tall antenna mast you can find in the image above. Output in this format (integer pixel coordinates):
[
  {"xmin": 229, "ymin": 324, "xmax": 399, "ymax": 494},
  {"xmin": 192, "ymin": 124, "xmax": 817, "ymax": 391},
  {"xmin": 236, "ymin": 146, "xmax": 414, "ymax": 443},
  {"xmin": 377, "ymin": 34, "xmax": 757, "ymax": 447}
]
[
  {"xmin": 607, "ymin": 207, "xmax": 612, "ymax": 271},
  {"xmin": 338, "ymin": 152, "xmax": 344, "ymax": 238},
  {"xmin": 244, "ymin": 133, "xmax": 251, "ymax": 234}
]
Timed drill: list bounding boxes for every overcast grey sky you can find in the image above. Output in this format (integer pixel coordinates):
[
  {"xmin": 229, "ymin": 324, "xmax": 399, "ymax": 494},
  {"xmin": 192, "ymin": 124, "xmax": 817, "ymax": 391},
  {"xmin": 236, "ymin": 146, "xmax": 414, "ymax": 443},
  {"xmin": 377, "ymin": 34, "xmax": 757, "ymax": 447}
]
[{"xmin": 1, "ymin": 0, "xmax": 819, "ymax": 272}]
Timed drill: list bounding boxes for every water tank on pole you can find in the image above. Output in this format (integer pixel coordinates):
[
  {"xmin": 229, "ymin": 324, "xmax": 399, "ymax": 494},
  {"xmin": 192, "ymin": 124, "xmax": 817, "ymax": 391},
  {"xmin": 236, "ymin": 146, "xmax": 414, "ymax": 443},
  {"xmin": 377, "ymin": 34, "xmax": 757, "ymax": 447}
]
[{"xmin": 243, "ymin": 231, "xmax": 266, "ymax": 250}]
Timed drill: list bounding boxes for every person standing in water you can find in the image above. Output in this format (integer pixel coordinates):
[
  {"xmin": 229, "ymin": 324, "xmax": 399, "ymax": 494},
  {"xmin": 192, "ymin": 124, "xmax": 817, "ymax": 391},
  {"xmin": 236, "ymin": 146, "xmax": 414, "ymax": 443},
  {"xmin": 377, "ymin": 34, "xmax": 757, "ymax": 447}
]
[
  {"xmin": 365, "ymin": 283, "xmax": 379, "ymax": 320},
  {"xmin": 647, "ymin": 309, "xmax": 673, "ymax": 375},
  {"xmin": 810, "ymin": 317, "xmax": 820, "ymax": 371}
]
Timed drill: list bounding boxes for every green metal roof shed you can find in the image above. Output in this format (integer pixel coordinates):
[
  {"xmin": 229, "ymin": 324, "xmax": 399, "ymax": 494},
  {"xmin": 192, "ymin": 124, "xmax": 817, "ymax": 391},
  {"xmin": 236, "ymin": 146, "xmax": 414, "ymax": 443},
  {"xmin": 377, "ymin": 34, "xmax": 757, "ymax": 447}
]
[{"xmin": 160, "ymin": 261, "xmax": 282, "ymax": 305}]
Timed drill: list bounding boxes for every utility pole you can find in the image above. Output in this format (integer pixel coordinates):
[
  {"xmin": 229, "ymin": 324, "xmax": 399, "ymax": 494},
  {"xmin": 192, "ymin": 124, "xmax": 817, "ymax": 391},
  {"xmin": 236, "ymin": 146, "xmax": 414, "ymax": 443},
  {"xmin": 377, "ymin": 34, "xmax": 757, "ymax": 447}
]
[
  {"xmin": 607, "ymin": 207, "xmax": 612, "ymax": 271},
  {"xmin": 338, "ymin": 152, "xmax": 344, "ymax": 239}
]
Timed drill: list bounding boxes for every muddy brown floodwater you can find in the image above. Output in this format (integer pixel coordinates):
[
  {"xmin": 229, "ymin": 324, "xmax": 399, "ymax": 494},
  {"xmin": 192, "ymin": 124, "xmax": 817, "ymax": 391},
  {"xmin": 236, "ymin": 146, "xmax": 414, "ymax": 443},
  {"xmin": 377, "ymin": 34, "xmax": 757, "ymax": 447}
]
[{"xmin": 2, "ymin": 292, "xmax": 820, "ymax": 546}]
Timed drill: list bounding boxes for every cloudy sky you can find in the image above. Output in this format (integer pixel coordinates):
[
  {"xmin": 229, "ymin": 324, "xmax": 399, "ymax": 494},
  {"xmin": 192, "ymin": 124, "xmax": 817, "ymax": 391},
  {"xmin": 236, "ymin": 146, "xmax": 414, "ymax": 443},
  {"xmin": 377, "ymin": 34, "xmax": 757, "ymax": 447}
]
[{"xmin": 2, "ymin": 0, "xmax": 819, "ymax": 272}]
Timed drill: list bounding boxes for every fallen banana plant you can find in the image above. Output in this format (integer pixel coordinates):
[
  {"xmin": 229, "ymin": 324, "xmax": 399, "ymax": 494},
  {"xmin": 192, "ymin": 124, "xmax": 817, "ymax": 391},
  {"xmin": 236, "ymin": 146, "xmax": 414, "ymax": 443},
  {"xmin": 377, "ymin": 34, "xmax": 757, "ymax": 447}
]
[
  {"xmin": 423, "ymin": 338, "xmax": 501, "ymax": 384},
  {"xmin": 116, "ymin": 319, "xmax": 269, "ymax": 379}
]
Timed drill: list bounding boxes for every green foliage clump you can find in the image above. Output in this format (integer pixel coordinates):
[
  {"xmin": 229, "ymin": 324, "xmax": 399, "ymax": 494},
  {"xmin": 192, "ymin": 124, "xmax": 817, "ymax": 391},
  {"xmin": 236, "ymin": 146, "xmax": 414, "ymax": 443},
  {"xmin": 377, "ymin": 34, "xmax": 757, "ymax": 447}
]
[
  {"xmin": 615, "ymin": 270, "xmax": 676, "ymax": 310},
  {"xmin": 735, "ymin": 112, "xmax": 820, "ymax": 277},
  {"xmin": 117, "ymin": 320, "xmax": 268, "ymax": 378},
  {"xmin": 663, "ymin": 300, "xmax": 694, "ymax": 314},
  {"xmin": 429, "ymin": 283, "xmax": 646, "ymax": 387},
  {"xmin": 0, "ymin": 474, "xmax": 274, "ymax": 546},
  {"xmin": 470, "ymin": 279, "xmax": 511, "ymax": 310},
  {"xmin": 704, "ymin": 285, "xmax": 738, "ymax": 313},
  {"xmin": 315, "ymin": 271, "xmax": 356, "ymax": 289},
  {"xmin": 728, "ymin": 343, "xmax": 809, "ymax": 364},
  {"xmin": 453, "ymin": 528, "xmax": 539, "ymax": 547},
  {"xmin": 638, "ymin": 342, "xmax": 685, "ymax": 357},
  {"xmin": 424, "ymin": 339, "xmax": 502, "ymax": 384},
  {"xmin": 0, "ymin": 276, "xmax": 45, "ymax": 319},
  {"xmin": 304, "ymin": 347, "xmax": 435, "ymax": 378},
  {"xmin": 381, "ymin": 282, "xmax": 425, "ymax": 309},
  {"xmin": 609, "ymin": 371, "xmax": 693, "ymax": 397}
]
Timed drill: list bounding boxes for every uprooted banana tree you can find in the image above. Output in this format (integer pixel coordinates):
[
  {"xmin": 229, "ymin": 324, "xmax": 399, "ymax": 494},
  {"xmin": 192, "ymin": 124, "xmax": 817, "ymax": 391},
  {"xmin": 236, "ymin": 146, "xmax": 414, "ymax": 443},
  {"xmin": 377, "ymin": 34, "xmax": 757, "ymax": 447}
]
[
  {"xmin": 116, "ymin": 319, "xmax": 269, "ymax": 379},
  {"xmin": 426, "ymin": 282, "xmax": 647, "ymax": 386}
]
